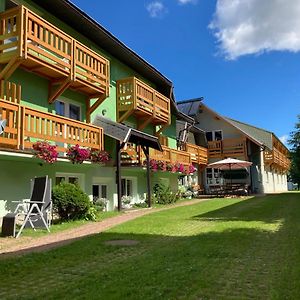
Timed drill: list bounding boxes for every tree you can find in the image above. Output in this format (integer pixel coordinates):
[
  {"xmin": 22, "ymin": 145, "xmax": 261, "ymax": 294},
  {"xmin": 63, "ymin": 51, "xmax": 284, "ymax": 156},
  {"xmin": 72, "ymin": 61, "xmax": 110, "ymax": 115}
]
[{"xmin": 288, "ymin": 115, "xmax": 300, "ymax": 189}]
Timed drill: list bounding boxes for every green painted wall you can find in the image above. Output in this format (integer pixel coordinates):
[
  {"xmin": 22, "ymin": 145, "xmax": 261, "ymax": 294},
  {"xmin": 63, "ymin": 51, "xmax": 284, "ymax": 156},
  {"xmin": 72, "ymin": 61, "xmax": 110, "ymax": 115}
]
[{"xmin": 162, "ymin": 114, "xmax": 177, "ymax": 149}]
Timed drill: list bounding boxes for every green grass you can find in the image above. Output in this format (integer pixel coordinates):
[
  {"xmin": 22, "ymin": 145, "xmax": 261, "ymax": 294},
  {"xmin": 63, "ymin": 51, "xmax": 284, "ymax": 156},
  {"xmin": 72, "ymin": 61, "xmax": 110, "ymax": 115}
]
[
  {"xmin": 16, "ymin": 211, "xmax": 121, "ymax": 237},
  {"xmin": 1, "ymin": 193, "xmax": 300, "ymax": 299}
]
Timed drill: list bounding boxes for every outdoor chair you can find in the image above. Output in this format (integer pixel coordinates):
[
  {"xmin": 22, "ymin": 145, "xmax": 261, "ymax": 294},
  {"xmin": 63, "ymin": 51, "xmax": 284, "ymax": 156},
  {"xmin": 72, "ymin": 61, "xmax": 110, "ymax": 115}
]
[{"xmin": 1, "ymin": 176, "xmax": 52, "ymax": 238}]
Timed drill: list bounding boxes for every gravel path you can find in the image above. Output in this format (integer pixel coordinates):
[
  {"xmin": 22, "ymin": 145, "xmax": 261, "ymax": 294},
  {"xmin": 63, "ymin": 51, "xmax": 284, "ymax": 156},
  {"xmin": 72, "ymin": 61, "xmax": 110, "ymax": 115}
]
[{"xmin": 0, "ymin": 198, "xmax": 209, "ymax": 257}]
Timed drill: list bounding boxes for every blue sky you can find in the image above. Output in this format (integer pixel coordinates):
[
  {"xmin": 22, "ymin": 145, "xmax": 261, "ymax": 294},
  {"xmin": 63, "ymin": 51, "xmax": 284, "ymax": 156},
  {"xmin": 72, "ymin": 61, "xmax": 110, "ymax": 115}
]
[{"xmin": 72, "ymin": 0, "xmax": 300, "ymax": 145}]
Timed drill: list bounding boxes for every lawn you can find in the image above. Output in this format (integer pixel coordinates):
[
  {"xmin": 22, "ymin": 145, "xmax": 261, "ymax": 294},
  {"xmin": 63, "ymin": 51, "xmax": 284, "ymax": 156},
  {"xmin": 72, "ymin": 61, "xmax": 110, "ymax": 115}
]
[{"xmin": 0, "ymin": 193, "xmax": 300, "ymax": 299}]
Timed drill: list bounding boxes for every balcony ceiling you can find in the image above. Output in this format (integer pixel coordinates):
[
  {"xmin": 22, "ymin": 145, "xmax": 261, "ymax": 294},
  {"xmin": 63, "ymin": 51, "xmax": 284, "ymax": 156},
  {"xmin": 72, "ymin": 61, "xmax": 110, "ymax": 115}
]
[{"xmin": 30, "ymin": 0, "xmax": 172, "ymax": 98}]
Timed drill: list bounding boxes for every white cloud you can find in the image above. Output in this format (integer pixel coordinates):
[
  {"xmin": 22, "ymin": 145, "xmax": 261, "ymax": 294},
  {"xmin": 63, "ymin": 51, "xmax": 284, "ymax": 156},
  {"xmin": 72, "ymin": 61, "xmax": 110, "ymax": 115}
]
[
  {"xmin": 279, "ymin": 135, "xmax": 289, "ymax": 145},
  {"xmin": 177, "ymin": 0, "xmax": 197, "ymax": 5},
  {"xmin": 146, "ymin": 1, "xmax": 167, "ymax": 18},
  {"xmin": 210, "ymin": 0, "xmax": 300, "ymax": 60}
]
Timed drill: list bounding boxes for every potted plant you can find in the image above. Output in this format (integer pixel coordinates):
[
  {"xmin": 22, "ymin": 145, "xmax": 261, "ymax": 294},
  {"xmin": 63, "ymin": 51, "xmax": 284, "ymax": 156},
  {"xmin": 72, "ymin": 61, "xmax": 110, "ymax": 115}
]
[
  {"xmin": 90, "ymin": 149, "xmax": 110, "ymax": 164},
  {"xmin": 66, "ymin": 144, "xmax": 90, "ymax": 164},
  {"xmin": 32, "ymin": 140, "xmax": 58, "ymax": 164}
]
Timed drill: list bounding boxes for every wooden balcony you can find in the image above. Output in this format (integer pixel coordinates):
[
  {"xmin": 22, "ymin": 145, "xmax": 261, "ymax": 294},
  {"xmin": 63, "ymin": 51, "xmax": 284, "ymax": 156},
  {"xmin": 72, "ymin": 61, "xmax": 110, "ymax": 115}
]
[
  {"xmin": 116, "ymin": 77, "xmax": 171, "ymax": 130},
  {"xmin": 264, "ymin": 148, "xmax": 290, "ymax": 170},
  {"xmin": 0, "ymin": 6, "xmax": 109, "ymax": 102},
  {"xmin": 0, "ymin": 99, "xmax": 103, "ymax": 153},
  {"xmin": 185, "ymin": 143, "xmax": 208, "ymax": 165},
  {"xmin": 208, "ymin": 138, "xmax": 247, "ymax": 159},
  {"xmin": 127, "ymin": 145, "xmax": 192, "ymax": 166}
]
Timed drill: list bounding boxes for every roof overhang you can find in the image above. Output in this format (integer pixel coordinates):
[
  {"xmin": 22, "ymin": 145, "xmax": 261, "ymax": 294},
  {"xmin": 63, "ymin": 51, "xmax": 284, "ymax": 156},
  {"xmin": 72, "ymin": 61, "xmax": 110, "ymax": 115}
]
[
  {"xmin": 30, "ymin": 0, "xmax": 173, "ymax": 98},
  {"xmin": 93, "ymin": 115, "xmax": 162, "ymax": 151}
]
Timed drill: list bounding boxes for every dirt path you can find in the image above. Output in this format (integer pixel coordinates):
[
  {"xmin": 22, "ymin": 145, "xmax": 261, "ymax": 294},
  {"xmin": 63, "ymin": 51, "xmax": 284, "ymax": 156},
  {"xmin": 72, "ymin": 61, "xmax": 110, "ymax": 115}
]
[{"xmin": 0, "ymin": 198, "xmax": 210, "ymax": 257}]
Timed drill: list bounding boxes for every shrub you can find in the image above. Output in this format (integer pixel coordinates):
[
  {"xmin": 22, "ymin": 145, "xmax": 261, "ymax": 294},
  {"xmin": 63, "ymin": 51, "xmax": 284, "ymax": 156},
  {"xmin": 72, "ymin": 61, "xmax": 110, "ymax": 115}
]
[
  {"xmin": 133, "ymin": 201, "xmax": 148, "ymax": 208},
  {"xmin": 52, "ymin": 182, "xmax": 91, "ymax": 221},
  {"xmin": 94, "ymin": 198, "xmax": 108, "ymax": 211},
  {"xmin": 153, "ymin": 183, "xmax": 180, "ymax": 205}
]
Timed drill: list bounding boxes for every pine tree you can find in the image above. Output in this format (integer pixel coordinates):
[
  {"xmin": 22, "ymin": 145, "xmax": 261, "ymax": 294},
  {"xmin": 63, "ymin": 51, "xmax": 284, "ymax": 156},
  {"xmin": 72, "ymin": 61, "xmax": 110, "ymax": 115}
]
[{"xmin": 288, "ymin": 115, "xmax": 300, "ymax": 189}]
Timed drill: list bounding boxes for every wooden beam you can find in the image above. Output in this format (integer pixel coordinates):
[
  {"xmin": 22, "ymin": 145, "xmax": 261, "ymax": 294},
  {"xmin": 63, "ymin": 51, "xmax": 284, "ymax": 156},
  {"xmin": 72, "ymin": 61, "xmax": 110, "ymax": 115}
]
[
  {"xmin": 155, "ymin": 123, "xmax": 168, "ymax": 136},
  {"xmin": 137, "ymin": 116, "xmax": 154, "ymax": 131},
  {"xmin": 118, "ymin": 109, "xmax": 134, "ymax": 124},
  {"xmin": 0, "ymin": 58, "xmax": 22, "ymax": 80},
  {"xmin": 48, "ymin": 78, "xmax": 71, "ymax": 104},
  {"xmin": 88, "ymin": 94, "xmax": 106, "ymax": 115}
]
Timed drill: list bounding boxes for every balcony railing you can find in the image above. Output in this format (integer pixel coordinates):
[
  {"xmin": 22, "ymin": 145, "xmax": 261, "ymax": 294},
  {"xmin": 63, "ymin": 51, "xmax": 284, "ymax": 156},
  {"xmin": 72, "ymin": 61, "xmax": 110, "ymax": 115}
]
[
  {"xmin": 185, "ymin": 143, "xmax": 208, "ymax": 165},
  {"xmin": 142, "ymin": 146, "xmax": 192, "ymax": 165},
  {"xmin": 264, "ymin": 148, "xmax": 290, "ymax": 170},
  {"xmin": 0, "ymin": 99, "xmax": 103, "ymax": 153},
  {"xmin": 0, "ymin": 6, "xmax": 109, "ymax": 97},
  {"xmin": 208, "ymin": 138, "xmax": 247, "ymax": 158},
  {"xmin": 116, "ymin": 77, "xmax": 171, "ymax": 128}
]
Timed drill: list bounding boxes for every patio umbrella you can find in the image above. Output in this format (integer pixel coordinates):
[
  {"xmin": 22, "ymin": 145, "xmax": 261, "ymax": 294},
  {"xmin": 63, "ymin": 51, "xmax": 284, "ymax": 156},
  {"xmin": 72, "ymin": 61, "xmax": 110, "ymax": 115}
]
[
  {"xmin": 207, "ymin": 158, "xmax": 253, "ymax": 190},
  {"xmin": 207, "ymin": 158, "xmax": 252, "ymax": 170}
]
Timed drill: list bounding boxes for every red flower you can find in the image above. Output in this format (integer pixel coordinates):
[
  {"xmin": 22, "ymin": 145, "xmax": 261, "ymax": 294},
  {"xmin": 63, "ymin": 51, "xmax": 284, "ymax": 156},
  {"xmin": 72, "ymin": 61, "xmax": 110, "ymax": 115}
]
[
  {"xmin": 32, "ymin": 141, "xmax": 58, "ymax": 164},
  {"xmin": 67, "ymin": 144, "xmax": 90, "ymax": 164}
]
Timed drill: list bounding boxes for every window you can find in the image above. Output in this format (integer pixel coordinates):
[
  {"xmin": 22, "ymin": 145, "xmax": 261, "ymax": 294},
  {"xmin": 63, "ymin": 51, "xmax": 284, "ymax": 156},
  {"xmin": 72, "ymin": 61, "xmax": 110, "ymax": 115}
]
[
  {"xmin": 121, "ymin": 178, "xmax": 133, "ymax": 197},
  {"xmin": 206, "ymin": 168, "xmax": 223, "ymax": 185},
  {"xmin": 206, "ymin": 132, "xmax": 213, "ymax": 142},
  {"xmin": 206, "ymin": 130, "xmax": 223, "ymax": 141},
  {"xmin": 55, "ymin": 99, "xmax": 81, "ymax": 121},
  {"xmin": 55, "ymin": 173, "xmax": 84, "ymax": 188},
  {"xmin": 92, "ymin": 184, "xmax": 107, "ymax": 202}
]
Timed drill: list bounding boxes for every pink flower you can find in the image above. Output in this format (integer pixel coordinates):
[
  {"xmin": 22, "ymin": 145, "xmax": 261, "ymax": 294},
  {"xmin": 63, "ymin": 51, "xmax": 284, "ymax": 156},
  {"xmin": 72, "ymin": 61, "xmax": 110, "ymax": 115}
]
[
  {"xmin": 67, "ymin": 144, "xmax": 90, "ymax": 164},
  {"xmin": 90, "ymin": 150, "xmax": 110, "ymax": 164},
  {"xmin": 32, "ymin": 141, "xmax": 58, "ymax": 164}
]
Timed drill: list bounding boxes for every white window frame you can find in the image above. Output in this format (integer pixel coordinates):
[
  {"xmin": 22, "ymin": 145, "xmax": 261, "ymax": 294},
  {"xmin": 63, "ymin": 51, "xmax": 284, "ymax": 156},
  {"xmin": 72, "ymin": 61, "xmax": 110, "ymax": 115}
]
[
  {"xmin": 206, "ymin": 168, "xmax": 223, "ymax": 186},
  {"xmin": 55, "ymin": 96, "xmax": 82, "ymax": 121},
  {"xmin": 55, "ymin": 172, "xmax": 85, "ymax": 189},
  {"xmin": 206, "ymin": 130, "xmax": 223, "ymax": 141},
  {"xmin": 121, "ymin": 176, "xmax": 137, "ymax": 199}
]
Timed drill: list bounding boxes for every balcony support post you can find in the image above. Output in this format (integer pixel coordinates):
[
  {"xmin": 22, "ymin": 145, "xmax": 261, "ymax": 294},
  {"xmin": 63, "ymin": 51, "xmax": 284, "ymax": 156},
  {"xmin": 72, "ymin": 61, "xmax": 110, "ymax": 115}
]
[
  {"xmin": 155, "ymin": 123, "xmax": 168, "ymax": 136},
  {"xmin": 0, "ymin": 58, "xmax": 22, "ymax": 81},
  {"xmin": 141, "ymin": 145, "xmax": 151, "ymax": 208},
  {"xmin": 137, "ymin": 116, "xmax": 154, "ymax": 131},
  {"xmin": 48, "ymin": 78, "xmax": 71, "ymax": 104},
  {"xmin": 116, "ymin": 141, "xmax": 125, "ymax": 211},
  {"xmin": 86, "ymin": 94, "xmax": 107, "ymax": 123}
]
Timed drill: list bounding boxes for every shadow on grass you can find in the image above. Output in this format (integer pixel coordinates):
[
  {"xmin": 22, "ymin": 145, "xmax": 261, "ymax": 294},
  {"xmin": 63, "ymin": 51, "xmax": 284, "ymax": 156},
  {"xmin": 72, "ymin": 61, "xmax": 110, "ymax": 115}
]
[{"xmin": 0, "ymin": 194, "xmax": 300, "ymax": 299}]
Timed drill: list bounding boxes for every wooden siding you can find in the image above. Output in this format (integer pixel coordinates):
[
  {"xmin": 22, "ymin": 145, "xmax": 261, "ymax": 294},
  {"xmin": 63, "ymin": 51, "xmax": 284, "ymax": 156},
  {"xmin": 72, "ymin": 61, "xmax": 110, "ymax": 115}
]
[
  {"xmin": 185, "ymin": 143, "xmax": 208, "ymax": 165},
  {"xmin": 264, "ymin": 136, "xmax": 290, "ymax": 171},
  {"xmin": 116, "ymin": 77, "xmax": 171, "ymax": 128},
  {"xmin": 208, "ymin": 138, "xmax": 247, "ymax": 159},
  {"xmin": 0, "ymin": 6, "xmax": 109, "ymax": 97}
]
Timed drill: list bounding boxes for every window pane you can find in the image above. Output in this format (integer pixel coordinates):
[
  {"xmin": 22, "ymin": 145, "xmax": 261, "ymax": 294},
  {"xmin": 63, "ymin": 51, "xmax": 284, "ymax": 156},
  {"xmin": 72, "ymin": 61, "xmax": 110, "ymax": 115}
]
[
  {"xmin": 92, "ymin": 185, "xmax": 99, "ymax": 199},
  {"xmin": 206, "ymin": 132, "xmax": 213, "ymax": 142},
  {"xmin": 92, "ymin": 185, "xmax": 99, "ymax": 203},
  {"xmin": 127, "ymin": 180, "xmax": 132, "ymax": 196},
  {"xmin": 121, "ymin": 179, "xmax": 126, "ymax": 197},
  {"xmin": 214, "ymin": 131, "xmax": 223, "ymax": 141},
  {"xmin": 69, "ymin": 104, "xmax": 80, "ymax": 121},
  {"xmin": 69, "ymin": 177, "xmax": 78, "ymax": 184},
  {"xmin": 101, "ymin": 185, "xmax": 107, "ymax": 199},
  {"xmin": 55, "ymin": 101, "xmax": 65, "ymax": 116},
  {"xmin": 56, "ymin": 177, "xmax": 65, "ymax": 185}
]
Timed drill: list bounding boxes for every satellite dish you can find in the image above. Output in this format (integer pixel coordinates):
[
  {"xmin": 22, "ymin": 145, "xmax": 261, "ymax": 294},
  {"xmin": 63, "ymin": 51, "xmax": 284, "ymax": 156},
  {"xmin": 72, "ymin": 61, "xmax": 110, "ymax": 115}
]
[{"xmin": 0, "ymin": 119, "xmax": 7, "ymax": 135}]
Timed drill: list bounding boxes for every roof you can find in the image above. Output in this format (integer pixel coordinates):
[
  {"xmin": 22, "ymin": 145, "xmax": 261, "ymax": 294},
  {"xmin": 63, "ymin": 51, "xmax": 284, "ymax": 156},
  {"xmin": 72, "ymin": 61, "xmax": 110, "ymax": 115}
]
[
  {"xmin": 177, "ymin": 99, "xmax": 288, "ymax": 151},
  {"xmin": 224, "ymin": 118, "xmax": 274, "ymax": 150},
  {"xmin": 31, "ymin": 0, "xmax": 172, "ymax": 97},
  {"xmin": 177, "ymin": 98, "xmax": 203, "ymax": 116},
  {"xmin": 93, "ymin": 115, "xmax": 162, "ymax": 151},
  {"xmin": 225, "ymin": 118, "xmax": 288, "ymax": 151}
]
